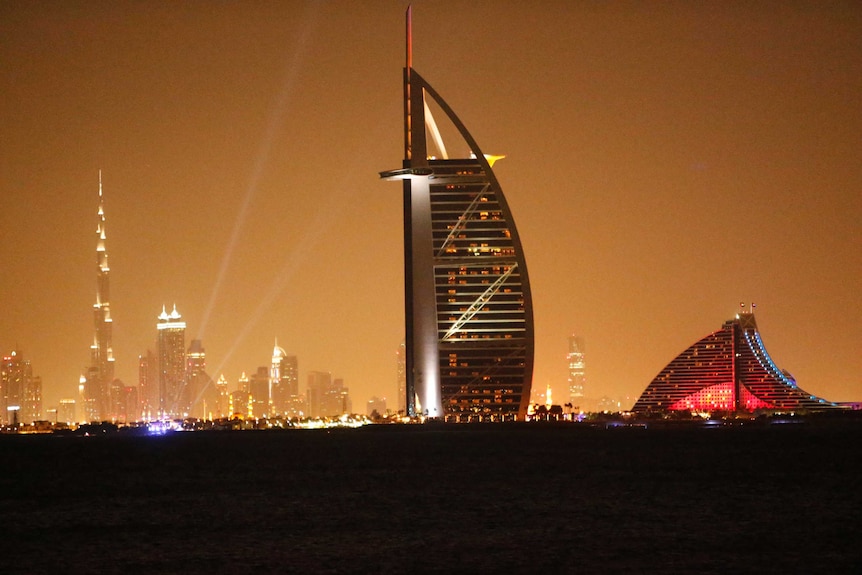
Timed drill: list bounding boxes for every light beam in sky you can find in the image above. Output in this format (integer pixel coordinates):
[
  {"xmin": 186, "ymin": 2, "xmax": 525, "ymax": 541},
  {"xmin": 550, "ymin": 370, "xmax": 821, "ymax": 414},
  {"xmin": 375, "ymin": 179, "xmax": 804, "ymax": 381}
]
[{"xmin": 196, "ymin": 2, "xmax": 322, "ymax": 341}]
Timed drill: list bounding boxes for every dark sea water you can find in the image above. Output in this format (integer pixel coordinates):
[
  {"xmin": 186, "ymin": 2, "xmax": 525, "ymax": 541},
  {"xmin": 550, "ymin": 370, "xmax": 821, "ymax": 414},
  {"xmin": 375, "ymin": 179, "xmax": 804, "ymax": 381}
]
[{"xmin": 1, "ymin": 422, "xmax": 860, "ymax": 574}]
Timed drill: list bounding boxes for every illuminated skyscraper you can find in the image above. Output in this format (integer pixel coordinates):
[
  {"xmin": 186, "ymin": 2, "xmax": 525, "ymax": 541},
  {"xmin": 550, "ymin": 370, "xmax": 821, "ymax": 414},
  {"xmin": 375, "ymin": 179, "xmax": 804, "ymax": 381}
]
[
  {"xmin": 271, "ymin": 341, "xmax": 299, "ymax": 417},
  {"xmin": 306, "ymin": 371, "xmax": 349, "ymax": 418},
  {"xmin": 186, "ymin": 339, "xmax": 213, "ymax": 419},
  {"xmin": 22, "ymin": 372, "xmax": 42, "ymax": 424},
  {"xmin": 58, "ymin": 399, "xmax": 77, "ymax": 426},
  {"xmin": 138, "ymin": 350, "xmax": 157, "ymax": 421},
  {"xmin": 306, "ymin": 371, "xmax": 330, "ymax": 419},
  {"xmin": 2, "ymin": 350, "xmax": 39, "ymax": 425},
  {"xmin": 249, "ymin": 366, "xmax": 271, "ymax": 418},
  {"xmin": 185, "ymin": 339, "xmax": 213, "ymax": 419},
  {"xmin": 157, "ymin": 305, "xmax": 186, "ymax": 418},
  {"xmin": 567, "ymin": 336, "xmax": 586, "ymax": 408},
  {"xmin": 215, "ymin": 374, "xmax": 230, "ymax": 418},
  {"xmin": 85, "ymin": 171, "xmax": 115, "ymax": 421},
  {"xmin": 633, "ymin": 307, "xmax": 846, "ymax": 413},
  {"xmin": 380, "ymin": 9, "xmax": 534, "ymax": 421}
]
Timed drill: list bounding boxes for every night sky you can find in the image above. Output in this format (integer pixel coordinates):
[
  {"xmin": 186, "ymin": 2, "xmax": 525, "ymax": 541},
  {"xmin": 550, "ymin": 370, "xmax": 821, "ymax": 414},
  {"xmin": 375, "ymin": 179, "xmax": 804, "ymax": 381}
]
[{"xmin": 1, "ymin": 1, "xmax": 860, "ymax": 412}]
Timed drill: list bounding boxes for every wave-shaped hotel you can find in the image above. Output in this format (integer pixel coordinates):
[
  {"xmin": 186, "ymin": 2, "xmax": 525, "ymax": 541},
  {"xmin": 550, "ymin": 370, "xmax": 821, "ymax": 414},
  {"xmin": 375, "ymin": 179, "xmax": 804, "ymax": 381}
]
[
  {"xmin": 633, "ymin": 307, "xmax": 845, "ymax": 414},
  {"xmin": 381, "ymin": 8, "xmax": 534, "ymax": 421}
]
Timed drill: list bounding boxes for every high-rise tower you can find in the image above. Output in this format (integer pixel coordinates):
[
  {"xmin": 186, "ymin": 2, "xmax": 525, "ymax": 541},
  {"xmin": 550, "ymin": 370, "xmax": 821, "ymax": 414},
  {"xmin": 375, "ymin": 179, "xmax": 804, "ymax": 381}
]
[
  {"xmin": 567, "ymin": 336, "xmax": 586, "ymax": 408},
  {"xmin": 186, "ymin": 339, "xmax": 211, "ymax": 419},
  {"xmin": 157, "ymin": 304, "xmax": 186, "ymax": 418},
  {"xmin": 85, "ymin": 171, "xmax": 115, "ymax": 421},
  {"xmin": 271, "ymin": 340, "xmax": 299, "ymax": 417},
  {"xmin": 380, "ymin": 8, "xmax": 534, "ymax": 421}
]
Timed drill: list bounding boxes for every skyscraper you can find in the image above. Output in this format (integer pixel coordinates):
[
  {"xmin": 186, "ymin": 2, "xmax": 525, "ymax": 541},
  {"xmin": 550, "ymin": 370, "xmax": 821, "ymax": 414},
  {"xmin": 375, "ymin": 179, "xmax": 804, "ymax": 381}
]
[
  {"xmin": 249, "ymin": 366, "xmax": 271, "ymax": 419},
  {"xmin": 2, "ymin": 350, "xmax": 40, "ymax": 425},
  {"xmin": 58, "ymin": 399, "xmax": 76, "ymax": 426},
  {"xmin": 567, "ymin": 336, "xmax": 586, "ymax": 408},
  {"xmin": 138, "ymin": 350, "xmax": 157, "ymax": 421},
  {"xmin": 186, "ymin": 339, "xmax": 213, "ymax": 419},
  {"xmin": 85, "ymin": 171, "xmax": 115, "ymax": 421},
  {"xmin": 305, "ymin": 371, "xmax": 351, "ymax": 418},
  {"xmin": 214, "ymin": 374, "xmax": 230, "ymax": 419},
  {"xmin": 306, "ymin": 371, "xmax": 329, "ymax": 419},
  {"xmin": 380, "ymin": 9, "xmax": 534, "ymax": 421},
  {"xmin": 271, "ymin": 340, "xmax": 299, "ymax": 417},
  {"xmin": 157, "ymin": 305, "xmax": 186, "ymax": 418},
  {"xmin": 22, "ymin": 371, "xmax": 42, "ymax": 424}
]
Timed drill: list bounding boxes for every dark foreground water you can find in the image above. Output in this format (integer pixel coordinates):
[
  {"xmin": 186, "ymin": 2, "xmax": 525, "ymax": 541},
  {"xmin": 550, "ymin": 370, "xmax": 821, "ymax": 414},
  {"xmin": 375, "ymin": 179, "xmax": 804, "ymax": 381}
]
[{"xmin": 1, "ymin": 422, "xmax": 860, "ymax": 574}]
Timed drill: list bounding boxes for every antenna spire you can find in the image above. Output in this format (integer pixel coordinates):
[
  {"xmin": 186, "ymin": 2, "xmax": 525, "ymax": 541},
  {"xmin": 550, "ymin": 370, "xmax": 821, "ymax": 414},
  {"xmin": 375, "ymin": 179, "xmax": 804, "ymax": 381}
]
[{"xmin": 406, "ymin": 5, "xmax": 413, "ymax": 71}]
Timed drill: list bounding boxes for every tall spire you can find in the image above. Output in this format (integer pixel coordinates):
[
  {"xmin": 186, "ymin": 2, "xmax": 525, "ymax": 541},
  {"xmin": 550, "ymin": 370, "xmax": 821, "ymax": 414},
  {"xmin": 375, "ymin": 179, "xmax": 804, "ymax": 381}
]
[
  {"xmin": 406, "ymin": 4, "xmax": 413, "ymax": 71},
  {"xmin": 84, "ymin": 170, "xmax": 115, "ymax": 422}
]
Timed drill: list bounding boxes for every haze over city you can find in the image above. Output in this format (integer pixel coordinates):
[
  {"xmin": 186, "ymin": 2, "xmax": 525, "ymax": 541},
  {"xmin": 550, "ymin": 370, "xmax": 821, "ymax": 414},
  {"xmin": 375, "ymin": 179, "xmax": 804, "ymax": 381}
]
[{"xmin": 1, "ymin": 1, "xmax": 860, "ymax": 413}]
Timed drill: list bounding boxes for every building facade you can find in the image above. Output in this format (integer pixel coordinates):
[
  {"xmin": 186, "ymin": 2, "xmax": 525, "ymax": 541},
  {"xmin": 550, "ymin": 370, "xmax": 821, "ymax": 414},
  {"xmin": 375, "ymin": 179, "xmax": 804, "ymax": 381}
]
[
  {"xmin": 249, "ymin": 366, "xmax": 271, "ymax": 419},
  {"xmin": 138, "ymin": 350, "xmax": 157, "ymax": 421},
  {"xmin": 271, "ymin": 341, "xmax": 300, "ymax": 417},
  {"xmin": 214, "ymin": 374, "xmax": 230, "ymax": 419},
  {"xmin": 380, "ymin": 9, "xmax": 534, "ymax": 421},
  {"xmin": 2, "ymin": 350, "xmax": 41, "ymax": 425},
  {"xmin": 567, "ymin": 336, "xmax": 586, "ymax": 409},
  {"xmin": 58, "ymin": 399, "xmax": 77, "ymax": 426},
  {"xmin": 306, "ymin": 372, "xmax": 351, "ymax": 419},
  {"xmin": 186, "ymin": 339, "xmax": 213, "ymax": 419},
  {"xmin": 633, "ymin": 309, "xmax": 846, "ymax": 414},
  {"xmin": 157, "ymin": 305, "xmax": 186, "ymax": 418}
]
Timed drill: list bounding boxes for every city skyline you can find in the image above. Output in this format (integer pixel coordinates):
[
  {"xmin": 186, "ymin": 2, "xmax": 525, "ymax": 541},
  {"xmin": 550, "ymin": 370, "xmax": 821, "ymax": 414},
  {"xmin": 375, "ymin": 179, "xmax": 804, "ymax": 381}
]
[{"xmin": 1, "ymin": 2, "xmax": 860, "ymax": 412}]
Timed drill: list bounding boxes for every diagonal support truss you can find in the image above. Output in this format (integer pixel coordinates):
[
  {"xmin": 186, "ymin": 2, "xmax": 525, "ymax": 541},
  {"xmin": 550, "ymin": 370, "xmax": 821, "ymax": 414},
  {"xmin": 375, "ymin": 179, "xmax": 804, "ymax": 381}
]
[
  {"xmin": 435, "ymin": 183, "xmax": 491, "ymax": 257},
  {"xmin": 442, "ymin": 263, "xmax": 517, "ymax": 341}
]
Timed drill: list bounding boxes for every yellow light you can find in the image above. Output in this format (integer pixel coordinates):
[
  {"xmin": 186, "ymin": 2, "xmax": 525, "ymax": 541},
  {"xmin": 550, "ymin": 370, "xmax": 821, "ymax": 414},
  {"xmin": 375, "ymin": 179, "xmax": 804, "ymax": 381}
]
[{"xmin": 484, "ymin": 154, "xmax": 506, "ymax": 167}]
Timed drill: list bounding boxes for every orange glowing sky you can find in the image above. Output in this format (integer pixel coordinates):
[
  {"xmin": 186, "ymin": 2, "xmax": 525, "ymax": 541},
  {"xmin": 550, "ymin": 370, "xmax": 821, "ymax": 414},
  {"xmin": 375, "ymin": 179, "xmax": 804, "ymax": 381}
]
[{"xmin": 1, "ymin": 1, "xmax": 860, "ymax": 412}]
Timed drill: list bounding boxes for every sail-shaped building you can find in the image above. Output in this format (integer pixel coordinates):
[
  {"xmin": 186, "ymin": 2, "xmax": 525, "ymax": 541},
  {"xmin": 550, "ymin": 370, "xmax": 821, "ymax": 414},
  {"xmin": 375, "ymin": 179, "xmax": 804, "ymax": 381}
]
[
  {"xmin": 381, "ymin": 9, "xmax": 534, "ymax": 421},
  {"xmin": 633, "ymin": 308, "xmax": 845, "ymax": 414}
]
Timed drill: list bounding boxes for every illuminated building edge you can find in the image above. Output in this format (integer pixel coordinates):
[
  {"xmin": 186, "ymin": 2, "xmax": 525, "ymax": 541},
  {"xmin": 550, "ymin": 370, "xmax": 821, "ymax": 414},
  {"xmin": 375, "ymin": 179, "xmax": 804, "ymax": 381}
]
[{"xmin": 632, "ymin": 312, "xmax": 845, "ymax": 414}]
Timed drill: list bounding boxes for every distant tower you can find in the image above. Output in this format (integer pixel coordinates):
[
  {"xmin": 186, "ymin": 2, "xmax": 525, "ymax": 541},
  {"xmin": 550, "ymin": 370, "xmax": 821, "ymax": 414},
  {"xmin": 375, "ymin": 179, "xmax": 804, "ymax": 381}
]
[
  {"xmin": 85, "ymin": 171, "xmax": 115, "ymax": 421},
  {"xmin": 22, "ymin": 372, "xmax": 42, "ymax": 424},
  {"xmin": 567, "ymin": 336, "xmax": 586, "ymax": 408},
  {"xmin": 58, "ymin": 399, "xmax": 77, "ymax": 426},
  {"xmin": 249, "ymin": 366, "xmax": 271, "ymax": 418},
  {"xmin": 186, "ymin": 339, "xmax": 211, "ymax": 419},
  {"xmin": 2, "ymin": 350, "xmax": 39, "ymax": 425},
  {"xmin": 157, "ymin": 305, "xmax": 186, "ymax": 418},
  {"xmin": 306, "ymin": 371, "xmax": 331, "ymax": 418},
  {"xmin": 215, "ymin": 374, "xmax": 230, "ymax": 418},
  {"xmin": 271, "ymin": 340, "xmax": 286, "ymax": 414},
  {"xmin": 77, "ymin": 376, "xmax": 88, "ymax": 423},
  {"xmin": 238, "ymin": 372, "xmax": 249, "ymax": 394},
  {"xmin": 271, "ymin": 340, "xmax": 299, "ymax": 417},
  {"xmin": 138, "ymin": 350, "xmax": 157, "ymax": 421}
]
